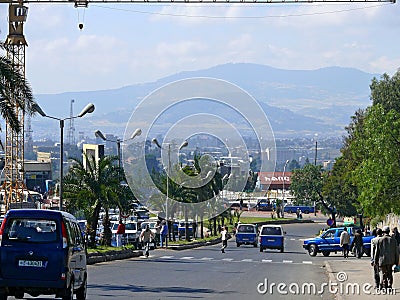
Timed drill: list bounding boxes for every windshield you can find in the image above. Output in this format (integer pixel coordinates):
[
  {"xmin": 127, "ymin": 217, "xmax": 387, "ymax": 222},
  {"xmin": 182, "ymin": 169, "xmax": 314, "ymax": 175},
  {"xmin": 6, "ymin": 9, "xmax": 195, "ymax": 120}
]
[
  {"xmin": 5, "ymin": 218, "xmax": 58, "ymax": 243},
  {"xmin": 125, "ymin": 223, "xmax": 137, "ymax": 231},
  {"xmin": 237, "ymin": 225, "xmax": 255, "ymax": 233},
  {"xmin": 261, "ymin": 226, "xmax": 282, "ymax": 236}
]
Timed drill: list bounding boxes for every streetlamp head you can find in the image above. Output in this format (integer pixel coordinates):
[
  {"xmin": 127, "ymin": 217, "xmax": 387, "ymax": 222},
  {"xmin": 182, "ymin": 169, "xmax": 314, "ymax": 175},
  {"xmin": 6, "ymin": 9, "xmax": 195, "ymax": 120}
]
[
  {"xmin": 78, "ymin": 103, "xmax": 95, "ymax": 117},
  {"xmin": 130, "ymin": 128, "xmax": 142, "ymax": 140},
  {"xmin": 32, "ymin": 102, "xmax": 47, "ymax": 117},
  {"xmin": 152, "ymin": 138, "xmax": 161, "ymax": 148},
  {"xmin": 179, "ymin": 140, "xmax": 189, "ymax": 150},
  {"xmin": 95, "ymin": 130, "xmax": 107, "ymax": 141}
]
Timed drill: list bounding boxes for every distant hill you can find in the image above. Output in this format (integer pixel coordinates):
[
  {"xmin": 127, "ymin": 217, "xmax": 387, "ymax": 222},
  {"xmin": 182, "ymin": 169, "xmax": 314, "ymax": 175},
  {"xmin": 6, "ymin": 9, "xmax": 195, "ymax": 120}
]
[{"xmin": 33, "ymin": 63, "xmax": 379, "ymax": 139}]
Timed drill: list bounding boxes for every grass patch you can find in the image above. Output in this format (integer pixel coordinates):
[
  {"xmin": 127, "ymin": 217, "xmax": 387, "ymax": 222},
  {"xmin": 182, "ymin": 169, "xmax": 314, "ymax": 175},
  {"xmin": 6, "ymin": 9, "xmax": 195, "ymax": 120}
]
[
  {"xmin": 236, "ymin": 216, "xmax": 294, "ymax": 224},
  {"xmin": 87, "ymin": 244, "xmax": 135, "ymax": 254}
]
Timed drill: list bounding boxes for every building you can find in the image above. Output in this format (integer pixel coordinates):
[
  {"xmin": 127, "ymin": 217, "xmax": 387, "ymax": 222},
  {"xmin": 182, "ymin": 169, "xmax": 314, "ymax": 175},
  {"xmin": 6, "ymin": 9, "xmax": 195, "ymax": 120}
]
[{"xmin": 256, "ymin": 171, "xmax": 292, "ymax": 191}]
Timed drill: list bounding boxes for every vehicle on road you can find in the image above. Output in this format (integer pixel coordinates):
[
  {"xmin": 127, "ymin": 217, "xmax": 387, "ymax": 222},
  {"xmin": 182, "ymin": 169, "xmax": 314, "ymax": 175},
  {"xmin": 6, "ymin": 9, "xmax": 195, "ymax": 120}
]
[
  {"xmin": 236, "ymin": 224, "xmax": 257, "ymax": 247},
  {"xmin": 302, "ymin": 226, "xmax": 372, "ymax": 257},
  {"xmin": 0, "ymin": 209, "xmax": 87, "ymax": 300},
  {"xmin": 259, "ymin": 224, "xmax": 285, "ymax": 253},
  {"xmin": 178, "ymin": 220, "xmax": 193, "ymax": 239},
  {"xmin": 284, "ymin": 205, "xmax": 315, "ymax": 214},
  {"xmin": 255, "ymin": 198, "xmax": 273, "ymax": 211}
]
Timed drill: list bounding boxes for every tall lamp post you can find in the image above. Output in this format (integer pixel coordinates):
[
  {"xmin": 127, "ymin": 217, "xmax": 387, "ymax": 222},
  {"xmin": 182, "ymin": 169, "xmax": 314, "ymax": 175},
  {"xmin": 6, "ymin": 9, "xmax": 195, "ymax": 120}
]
[
  {"xmin": 152, "ymin": 138, "xmax": 188, "ymax": 247},
  {"xmin": 282, "ymin": 159, "xmax": 289, "ymax": 218},
  {"xmin": 95, "ymin": 128, "xmax": 142, "ymax": 170},
  {"xmin": 32, "ymin": 102, "xmax": 95, "ymax": 211}
]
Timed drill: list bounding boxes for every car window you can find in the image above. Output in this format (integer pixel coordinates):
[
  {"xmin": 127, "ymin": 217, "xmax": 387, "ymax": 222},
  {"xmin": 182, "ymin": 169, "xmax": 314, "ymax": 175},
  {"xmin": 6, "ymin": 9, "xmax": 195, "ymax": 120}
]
[
  {"xmin": 238, "ymin": 225, "xmax": 255, "ymax": 233},
  {"xmin": 261, "ymin": 226, "xmax": 282, "ymax": 235},
  {"xmin": 5, "ymin": 218, "xmax": 58, "ymax": 243},
  {"xmin": 322, "ymin": 230, "xmax": 335, "ymax": 239},
  {"xmin": 125, "ymin": 223, "xmax": 137, "ymax": 230}
]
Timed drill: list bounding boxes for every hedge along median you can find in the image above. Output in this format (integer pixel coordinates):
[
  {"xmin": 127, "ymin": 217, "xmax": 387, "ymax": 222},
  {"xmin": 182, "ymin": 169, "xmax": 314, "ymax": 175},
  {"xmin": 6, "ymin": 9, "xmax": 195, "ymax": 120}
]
[{"xmin": 87, "ymin": 249, "xmax": 143, "ymax": 265}]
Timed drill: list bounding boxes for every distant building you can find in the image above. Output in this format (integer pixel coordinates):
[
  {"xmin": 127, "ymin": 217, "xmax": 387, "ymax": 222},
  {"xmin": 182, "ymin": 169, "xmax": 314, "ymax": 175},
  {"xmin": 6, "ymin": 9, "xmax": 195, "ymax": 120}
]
[{"xmin": 256, "ymin": 171, "xmax": 292, "ymax": 191}]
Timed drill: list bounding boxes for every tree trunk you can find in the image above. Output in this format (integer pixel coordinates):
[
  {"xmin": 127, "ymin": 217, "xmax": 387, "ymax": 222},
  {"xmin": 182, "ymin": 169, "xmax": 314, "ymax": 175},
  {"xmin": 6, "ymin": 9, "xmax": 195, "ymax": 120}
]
[
  {"xmin": 213, "ymin": 217, "xmax": 217, "ymax": 236},
  {"xmin": 200, "ymin": 217, "xmax": 204, "ymax": 239},
  {"xmin": 102, "ymin": 209, "xmax": 112, "ymax": 246},
  {"xmin": 88, "ymin": 203, "xmax": 102, "ymax": 248}
]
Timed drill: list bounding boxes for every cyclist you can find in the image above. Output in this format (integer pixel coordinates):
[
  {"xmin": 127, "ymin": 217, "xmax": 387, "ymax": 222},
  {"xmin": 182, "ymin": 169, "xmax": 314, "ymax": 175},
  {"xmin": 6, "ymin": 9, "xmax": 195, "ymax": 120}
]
[{"xmin": 140, "ymin": 224, "xmax": 155, "ymax": 257}]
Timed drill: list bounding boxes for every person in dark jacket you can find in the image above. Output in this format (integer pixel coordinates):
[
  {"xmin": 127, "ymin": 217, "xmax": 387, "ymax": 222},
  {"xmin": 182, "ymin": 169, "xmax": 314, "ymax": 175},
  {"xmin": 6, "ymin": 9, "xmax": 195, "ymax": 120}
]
[
  {"xmin": 374, "ymin": 226, "xmax": 399, "ymax": 289},
  {"xmin": 352, "ymin": 229, "xmax": 364, "ymax": 259}
]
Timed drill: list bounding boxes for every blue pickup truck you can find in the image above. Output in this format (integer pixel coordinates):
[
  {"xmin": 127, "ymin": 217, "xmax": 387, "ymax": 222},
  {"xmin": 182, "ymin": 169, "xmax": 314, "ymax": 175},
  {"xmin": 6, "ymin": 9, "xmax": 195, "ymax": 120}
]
[
  {"xmin": 284, "ymin": 205, "xmax": 315, "ymax": 214},
  {"xmin": 303, "ymin": 226, "xmax": 372, "ymax": 257},
  {"xmin": 235, "ymin": 224, "xmax": 257, "ymax": 247}
]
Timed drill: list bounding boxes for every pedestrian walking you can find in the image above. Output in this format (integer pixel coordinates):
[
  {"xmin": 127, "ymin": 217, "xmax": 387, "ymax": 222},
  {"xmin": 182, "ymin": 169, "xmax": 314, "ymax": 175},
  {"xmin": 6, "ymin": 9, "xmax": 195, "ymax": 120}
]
[
  {"xmin": 155, "ymin": 221, "xmax": 161, "ymax": 247},
  {"xmin": 160, "ymin": 221, "xmax": 168, "ymax": 248},
  {"xmin": 374, "ymin": 226, "xmax": 399, "ymax": 289},
  {"xmin": 140, "ymin": 224, "xmax": 155, "ymax": 257},
  {"xmin": 391, "ymin": 227, "xmax": 400, "ymax": 253},
  {"xmin": 340, "ymin": 227, "xmax": 350, "ymax": 258},
  {"xmin": 116, "ymin": 220, "xmax": 125, "ymax": 247},
  {"xmin": 371, "ymin": 228, "xmax": 383, "ymax": 289},
  {"xmin": 221, "ymin": 226, "xmax": 228, "ymax": 253},
  {"xmin": 352, "ymin": 229, "xmax": 364, "ymax": 259}
]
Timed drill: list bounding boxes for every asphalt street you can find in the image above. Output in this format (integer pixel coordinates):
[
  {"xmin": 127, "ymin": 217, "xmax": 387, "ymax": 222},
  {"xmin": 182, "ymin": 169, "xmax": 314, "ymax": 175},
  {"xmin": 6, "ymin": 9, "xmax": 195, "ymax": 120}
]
[{"xmin": 16, "ymin": 222, "xmax": 366, "ymax": 300}]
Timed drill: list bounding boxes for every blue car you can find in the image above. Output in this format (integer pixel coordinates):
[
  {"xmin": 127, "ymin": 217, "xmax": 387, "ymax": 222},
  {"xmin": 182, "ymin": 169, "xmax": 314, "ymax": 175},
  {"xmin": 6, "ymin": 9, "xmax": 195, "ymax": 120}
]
[
  {"xmin": 236, "ymin": 224, "xmax": 257, "ymax": 247},
  {"xmin": 259, "ymin": 225, "xmax": 285, "ymax": 252},
  {"xmin": 0, "ymin": 209, "xmax": 87, "ymax": 300},
  {"xmin": 303, "ymin": 226, "xmax": 372, "ymax": 257}
]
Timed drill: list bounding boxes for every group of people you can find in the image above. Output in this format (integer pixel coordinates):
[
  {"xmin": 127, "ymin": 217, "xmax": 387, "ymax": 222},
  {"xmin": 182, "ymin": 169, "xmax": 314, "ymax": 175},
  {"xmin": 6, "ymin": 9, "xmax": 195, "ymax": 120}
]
[
  {"xmin": 339, "ymin": 225, "xmax": 400, "ymax": 290},
  {"xmin": 370, "ymin": 226, "xmax": 400, "ymax": 290}
]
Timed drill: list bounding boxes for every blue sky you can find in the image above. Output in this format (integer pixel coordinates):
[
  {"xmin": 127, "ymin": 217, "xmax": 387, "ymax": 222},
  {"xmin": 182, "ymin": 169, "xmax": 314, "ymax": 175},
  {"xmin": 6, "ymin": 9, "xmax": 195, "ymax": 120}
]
[{"xmin": 0, "ymin": 2, "xmax": 399, "ymax": 94}]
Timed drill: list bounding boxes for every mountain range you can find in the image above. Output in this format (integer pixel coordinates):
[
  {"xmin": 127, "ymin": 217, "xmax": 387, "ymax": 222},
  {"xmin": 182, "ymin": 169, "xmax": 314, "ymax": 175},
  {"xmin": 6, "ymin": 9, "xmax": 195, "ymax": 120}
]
[{"xmin": 32, "ymin": 63, "xmax": 379, "ymax": 140}]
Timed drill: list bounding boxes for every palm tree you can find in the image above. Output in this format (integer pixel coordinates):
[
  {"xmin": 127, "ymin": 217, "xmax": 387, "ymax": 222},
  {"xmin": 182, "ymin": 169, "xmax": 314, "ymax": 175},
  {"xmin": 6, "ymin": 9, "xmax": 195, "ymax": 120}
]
[
  {"xmin": 0, "ymin": 42, "xmax": 34, "ymax": 131},
  {"xmin": 63, "ymin": 155, "xmax": 123, "ymax": 247}
]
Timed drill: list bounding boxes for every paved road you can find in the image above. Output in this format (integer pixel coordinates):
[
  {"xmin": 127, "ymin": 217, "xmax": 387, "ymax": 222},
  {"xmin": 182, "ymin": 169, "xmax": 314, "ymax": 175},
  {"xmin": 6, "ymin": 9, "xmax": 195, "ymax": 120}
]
[{"xmin": 17, "ymin": 222, "xmax": 353, "ymax": 300}]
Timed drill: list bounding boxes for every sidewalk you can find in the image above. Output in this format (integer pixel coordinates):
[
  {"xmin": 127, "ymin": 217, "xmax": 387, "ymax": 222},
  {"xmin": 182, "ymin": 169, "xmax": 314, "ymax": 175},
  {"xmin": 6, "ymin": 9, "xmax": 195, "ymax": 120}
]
[{"xmin": 325, "ymin": 258, "xmax": 399, "ymax": 299}]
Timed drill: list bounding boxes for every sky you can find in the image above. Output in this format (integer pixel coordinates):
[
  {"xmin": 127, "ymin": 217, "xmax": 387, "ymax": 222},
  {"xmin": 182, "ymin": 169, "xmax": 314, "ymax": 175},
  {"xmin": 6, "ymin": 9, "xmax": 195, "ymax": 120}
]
[{"xmin": 0, "ymin": 1, "xmax": 399, "ymax": 95}]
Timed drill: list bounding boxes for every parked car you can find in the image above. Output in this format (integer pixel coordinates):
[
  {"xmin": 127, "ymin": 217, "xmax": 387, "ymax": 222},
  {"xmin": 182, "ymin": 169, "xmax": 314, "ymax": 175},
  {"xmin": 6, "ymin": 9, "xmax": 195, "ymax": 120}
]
[
  {"xmin": 302, "ymin": 226, "xmax": 372, "ymax": 257},
  {"xmin": 178, "ymin": 220, "xmax": 193, "ymax": 239},
  {"xmin": 259, "ymin": 224, "xmax": 285, "ymax": 253},
  {"xmin": 236, "ymin": 224, "xmax": 257, "ymax": 247},
  {"xmin": 255, "ymin": 198, "xmax": 273, "ymax": 211},
  {"xmin": 0, "ymin": 209, "xmax": 87, "ymax": 300},
  {"xmin": 284, "ymin": 205, "xmax": 315, "ymax": 214},
  {"xmin": 111, "ymin": 221, "xmax": 140, "ymax": 248}
]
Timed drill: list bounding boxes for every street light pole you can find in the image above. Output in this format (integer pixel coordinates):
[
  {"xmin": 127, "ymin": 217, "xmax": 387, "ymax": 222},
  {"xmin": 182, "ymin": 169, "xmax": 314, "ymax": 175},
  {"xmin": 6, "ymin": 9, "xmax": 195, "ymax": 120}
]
[
  {"xmin": 95, "ymin": 128, "xmax": 142, "ymax": 172},
  {"xmin": 32, "ymin": 102, "xmax": 95, "ymax": 211},
  {"xmin": 282, "ymin": 159, "xmax": 289, "ymax": 218},
  {"xmin": 152, "ymin": 138, "xmax": 188, "ymax": 247}
]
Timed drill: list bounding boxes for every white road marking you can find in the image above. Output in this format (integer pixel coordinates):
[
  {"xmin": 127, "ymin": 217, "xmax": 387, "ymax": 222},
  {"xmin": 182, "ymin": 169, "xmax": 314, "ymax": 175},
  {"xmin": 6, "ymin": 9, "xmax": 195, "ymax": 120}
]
[
  {"xmin": 283, "ymin": 260, "xmax": 293, "ymax": 263},
  {"xmin": 262, "ymin": 259, "xmax": 273, "ymax": 263},
  {"xmin": 159, "ymin": 256, "xmax": 174, "ymax": 259},
  {"xmin": 200, "ymin": 257, "xmax": 214, "ymax": 261},
  {"xmin": 302, "ymin": 261, "xmax": 313, "ymax": 264},
  {"xmin": 181, "ymin": 256, "xmax": 194, "ymax": 260},
  {"xmin": 221, "ymin": 258, "xmax": 234, "ymax": 261},
  {"xmin": 290, "ymin": 238, "xmax": 296, "ymax": 241},
  {"xmin": 241, "ymin": 259, "xmax": 253, "ymax": 262}
]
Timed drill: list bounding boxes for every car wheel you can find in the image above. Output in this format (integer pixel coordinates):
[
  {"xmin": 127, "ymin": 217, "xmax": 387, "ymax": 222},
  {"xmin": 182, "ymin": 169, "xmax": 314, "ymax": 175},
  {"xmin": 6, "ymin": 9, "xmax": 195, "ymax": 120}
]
[
  {"xmin": 76, "ymin": 275, "xmax": 87, "ymax": 300},
  {"xmin": 236, "ymin": 243, "xmax": 240, "ymax": 247},
  {"xmin": 308, "ymin": 244, "xmax": 318, "ymax": 257},
  {"xmin": 363, "ymin": 248, "xmax": 371, "ymax": 257},
  {"xmin": 260, "ymin": 246, "xmax": 263, "ymax": 252},
  {"xmin": 322, "ymin": 251, "xmax": 330, "ymax": 257},
  {"xmin": 304, "ymin": 210, "xmax": 309, "ymax": 214},
  {"xmin": 62, "ymin": 282, "xmax": 74, "ymax": 300},
  {"xmin": 253, "ymin": 242, "xmax": 258, "ymax": 248},
  {"xmin": 280, "ymin": 246, "xmax": 284, "ymax": 253},
  {"xmin": 14, "ymin": 292, "xmax": 24, "ymax": 299}
]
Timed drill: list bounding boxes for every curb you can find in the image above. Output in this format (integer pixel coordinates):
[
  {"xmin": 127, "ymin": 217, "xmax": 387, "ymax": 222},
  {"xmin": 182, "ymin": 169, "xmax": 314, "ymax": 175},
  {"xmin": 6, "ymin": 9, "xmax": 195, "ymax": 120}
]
[
  {"xmin": 87, "ymin": 249, "xmax": 143, "ymax": 265},
  {"xmin": 324, "ymin": 260, "xmax": 344, "ymax": 300}
]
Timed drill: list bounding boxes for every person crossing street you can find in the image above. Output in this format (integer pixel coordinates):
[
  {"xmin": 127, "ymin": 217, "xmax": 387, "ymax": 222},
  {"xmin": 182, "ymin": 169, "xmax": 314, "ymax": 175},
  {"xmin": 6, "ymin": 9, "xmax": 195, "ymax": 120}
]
[{"xmin": 140, "ymin": 224, "xmax": 155, "ymax": 257}]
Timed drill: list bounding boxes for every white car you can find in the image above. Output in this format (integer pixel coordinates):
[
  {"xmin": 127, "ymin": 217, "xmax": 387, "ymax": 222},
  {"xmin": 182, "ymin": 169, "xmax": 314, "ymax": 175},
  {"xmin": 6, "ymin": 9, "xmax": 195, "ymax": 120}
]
[{"xmin": 111, "ymin": 221, "xmax": 140, "ymax": 248}]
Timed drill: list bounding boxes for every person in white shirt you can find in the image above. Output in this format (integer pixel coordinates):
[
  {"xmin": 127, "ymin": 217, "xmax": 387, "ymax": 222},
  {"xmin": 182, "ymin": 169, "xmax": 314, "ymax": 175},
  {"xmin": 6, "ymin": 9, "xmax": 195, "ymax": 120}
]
[
  {"xmin": 221, "ymin": 226, "xmax": 228, "ymax": 253},
  {"xmin": 340, "ymin": 227, "xmax": 351, "ymax": 258}
]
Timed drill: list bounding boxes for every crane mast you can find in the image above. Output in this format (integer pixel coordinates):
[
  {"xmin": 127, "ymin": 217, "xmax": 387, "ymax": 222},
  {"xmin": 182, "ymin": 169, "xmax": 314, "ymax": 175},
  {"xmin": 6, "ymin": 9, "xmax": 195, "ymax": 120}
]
[{"xmin": 0, "ymin": 0, "xmax": 396, "ymax": 212}]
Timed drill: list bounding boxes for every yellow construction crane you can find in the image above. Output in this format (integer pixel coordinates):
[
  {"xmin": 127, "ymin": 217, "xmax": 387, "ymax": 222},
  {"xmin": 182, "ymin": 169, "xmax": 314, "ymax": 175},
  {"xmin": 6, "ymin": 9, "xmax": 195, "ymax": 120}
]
[{"xmin": 0, "ymin": 0, "xmax": 396, "ymax": 212}]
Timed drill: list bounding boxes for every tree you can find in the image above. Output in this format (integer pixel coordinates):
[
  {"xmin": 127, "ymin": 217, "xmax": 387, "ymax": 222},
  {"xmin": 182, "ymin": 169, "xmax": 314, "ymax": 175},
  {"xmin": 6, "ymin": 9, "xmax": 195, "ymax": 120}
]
[
  {"xmin": 63, "ymin": 155, "xmax": 124, "ymax": 247},
  {"xmin": 0, "ymin": 43, "xmax": 35, "ymax": 131},
  {"xmin": 290, "ymin": 164, "xmax": 337, "ymax": 226}
]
